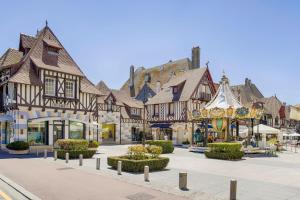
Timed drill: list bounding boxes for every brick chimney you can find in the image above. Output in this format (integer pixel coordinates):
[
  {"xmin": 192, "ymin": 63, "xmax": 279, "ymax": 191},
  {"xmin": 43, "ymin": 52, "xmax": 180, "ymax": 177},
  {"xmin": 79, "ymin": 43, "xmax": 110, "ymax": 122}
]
[
  {"xmin": 129, "ymin": 65, "xmax": 135, "ymax": 97},
  {"xmin": 191, "ymin": 46, "xmax": 200, "ymax": 69}
]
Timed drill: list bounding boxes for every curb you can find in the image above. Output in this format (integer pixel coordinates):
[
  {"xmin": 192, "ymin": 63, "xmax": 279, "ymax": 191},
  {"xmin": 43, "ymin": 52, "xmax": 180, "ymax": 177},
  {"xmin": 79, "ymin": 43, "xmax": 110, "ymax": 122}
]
[{"xmin": 0, "ymin": 174, "xmax": 41, "ymax": 200}]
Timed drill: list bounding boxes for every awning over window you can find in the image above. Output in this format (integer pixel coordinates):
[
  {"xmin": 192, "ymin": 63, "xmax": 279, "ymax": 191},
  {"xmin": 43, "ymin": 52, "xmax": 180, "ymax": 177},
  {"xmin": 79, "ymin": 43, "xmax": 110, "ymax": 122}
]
[
  {"xmin": 151, "ymin": 123, "xmax": 171, "ymax": 129},
  {"xmin": 0, "ymin": 115, "xmax": 13, "ymax": 122}
]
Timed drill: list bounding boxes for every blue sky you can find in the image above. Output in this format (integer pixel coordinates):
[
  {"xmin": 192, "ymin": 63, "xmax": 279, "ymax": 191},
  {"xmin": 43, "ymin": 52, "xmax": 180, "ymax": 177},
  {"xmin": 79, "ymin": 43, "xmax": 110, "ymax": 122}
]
[{"xmin": 1, "ymin": 0, "xmax": 299, "ymax": 104}]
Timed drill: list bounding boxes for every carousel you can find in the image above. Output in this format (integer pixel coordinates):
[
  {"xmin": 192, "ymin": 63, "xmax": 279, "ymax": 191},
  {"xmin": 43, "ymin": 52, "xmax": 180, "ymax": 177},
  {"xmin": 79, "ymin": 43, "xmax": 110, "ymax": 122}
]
[{"xmin": 189, "ymin": 73, "xmax": 263, "ymax": 146}]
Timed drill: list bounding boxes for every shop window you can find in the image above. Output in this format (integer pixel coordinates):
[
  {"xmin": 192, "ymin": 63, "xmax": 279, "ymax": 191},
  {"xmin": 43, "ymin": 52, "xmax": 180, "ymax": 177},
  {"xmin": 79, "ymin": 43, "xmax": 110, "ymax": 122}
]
[
  {"xmin": 28, "ymin": 121, "xmax": 47, "ymax": 145},
  {"xmin": 69, "ymin": 121, "xmax": 85, "ymax": 139}
]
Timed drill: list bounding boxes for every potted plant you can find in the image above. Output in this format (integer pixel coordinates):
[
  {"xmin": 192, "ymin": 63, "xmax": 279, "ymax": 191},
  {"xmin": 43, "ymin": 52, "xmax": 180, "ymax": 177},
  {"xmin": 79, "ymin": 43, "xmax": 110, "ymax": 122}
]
[{"xmin": 6, "ymin": 141, "xmax": 29, "ymax": 154}]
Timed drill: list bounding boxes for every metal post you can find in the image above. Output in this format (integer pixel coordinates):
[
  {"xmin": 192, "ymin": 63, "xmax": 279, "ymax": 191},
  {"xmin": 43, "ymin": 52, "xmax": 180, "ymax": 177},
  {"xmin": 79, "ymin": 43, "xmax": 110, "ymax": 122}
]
[
  {"xmin": 144, "ymin": 166, "xmax": 149, "ymax": 182},
  {"xmin": 117, "ymin": 161, "xmax": 122, "ymax": 175},
  {"xmin": 230, "ymin": 179, "xmax": 237, "ymax": 200},
  {"xmin": 65, "ymin": 153, "xmax": 69, "ymax": 163},
  {"xmin": 179, "ymin": 172, "xmax": 187, "ymax": 190},
  {"xmin": 204, "ymin": 119, "xmax": 208, "ymax": 147},
  {"xmin": 79, "ymin": 154, "xmax": 83, "ymax": 166},
  {"xmin": 54, "ymin": 150, "xmax": 57, "ymax": 161},
  {"xmin": 96, "ymin": 158, "xmax": 100, "ymax": 170},
  {"xmin": 44, "ymin": 149, "xmax": 47, "ymax": 159},
  {"xmin": 36, "ymin": 149, "xmax": 39, "ymax": 157}
]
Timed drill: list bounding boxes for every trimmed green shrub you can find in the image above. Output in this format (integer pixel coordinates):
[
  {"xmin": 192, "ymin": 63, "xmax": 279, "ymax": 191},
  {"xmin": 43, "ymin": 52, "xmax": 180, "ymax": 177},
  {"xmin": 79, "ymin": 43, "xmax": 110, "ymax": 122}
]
[
  {"xmin": 145, "ymin": 140, "xmax": 174, "ymax": 154},
  {"xmin": 88, "ymin": 140, "xmax": 100, "ymax": 148},
  {"xmin": 107, "ymin": 156, "xmax": 169, "ymax": 172},
  {"xmin": 7, "ymin": 141, "xmax": 29, "ymax": 150},
  {"xmin": 55, "ymin": 139, "xmax": 88, "ymax": 151},
  {"xmin": 56, "ymin": 149, "xmax": 96, "ymax": 159},
  {"xmin": 205, "ymin": 142, "xmax": 244, "ymax": 160}
]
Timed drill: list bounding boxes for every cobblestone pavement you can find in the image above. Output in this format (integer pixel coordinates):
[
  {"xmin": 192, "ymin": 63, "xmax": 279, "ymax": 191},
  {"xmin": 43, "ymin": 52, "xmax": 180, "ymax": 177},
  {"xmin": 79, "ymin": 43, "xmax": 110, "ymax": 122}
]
[{"xmin": 44, "ymin": 145, "xmax": 300, "ymax": 200}]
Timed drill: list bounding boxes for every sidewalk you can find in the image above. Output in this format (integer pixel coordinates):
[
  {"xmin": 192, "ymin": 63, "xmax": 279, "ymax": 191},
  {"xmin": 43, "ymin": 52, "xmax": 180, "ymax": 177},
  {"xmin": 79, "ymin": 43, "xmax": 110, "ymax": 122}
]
[{"xmin": 0, "ymin": 150, "xmax": 187, "ymax": 200}]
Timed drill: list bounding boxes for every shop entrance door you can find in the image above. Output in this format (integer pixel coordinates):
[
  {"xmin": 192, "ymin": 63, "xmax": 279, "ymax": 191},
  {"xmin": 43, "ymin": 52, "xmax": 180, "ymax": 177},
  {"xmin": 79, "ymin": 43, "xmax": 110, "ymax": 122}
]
[{"xmin": 53, "ymin": 120, "xmax": 64, "ymax": 144}]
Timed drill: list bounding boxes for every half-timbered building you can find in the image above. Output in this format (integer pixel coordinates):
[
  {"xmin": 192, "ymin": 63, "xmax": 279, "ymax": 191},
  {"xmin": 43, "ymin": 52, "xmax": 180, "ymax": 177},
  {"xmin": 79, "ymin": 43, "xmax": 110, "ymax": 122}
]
[
  {"xmin": 145, "ymin": 67, "xmax": 216, "ymax": 145},
  {"xmin": 0, "ymin": 25, "xmax": 101, "ymax": 149},
  {"xmin": 96, "ymin": 81, "xmax": 147, "ymax": 144}
]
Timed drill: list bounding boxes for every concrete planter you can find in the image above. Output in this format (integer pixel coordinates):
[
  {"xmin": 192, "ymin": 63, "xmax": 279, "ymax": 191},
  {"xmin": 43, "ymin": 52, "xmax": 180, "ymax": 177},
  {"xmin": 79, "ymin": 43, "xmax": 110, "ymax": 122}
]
[{"xmin": 8, "ymin": 149, "xmax": 29, "ymax": 155}]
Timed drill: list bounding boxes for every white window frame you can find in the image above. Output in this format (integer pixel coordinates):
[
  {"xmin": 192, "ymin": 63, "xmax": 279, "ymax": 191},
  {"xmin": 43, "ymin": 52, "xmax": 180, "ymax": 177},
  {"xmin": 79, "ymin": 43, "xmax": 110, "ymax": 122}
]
[
  {"xmin": 65, "ymin": 80, "xmax": 75, "ymax": 98},
  {"xmin": 44, "ymin": 77, "xmax": 56, "ymax": 96}
]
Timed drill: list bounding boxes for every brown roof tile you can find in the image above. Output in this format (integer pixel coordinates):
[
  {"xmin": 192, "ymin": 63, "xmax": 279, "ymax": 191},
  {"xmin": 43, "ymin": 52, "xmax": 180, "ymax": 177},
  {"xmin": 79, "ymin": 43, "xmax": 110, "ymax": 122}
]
[
  {"xmin": 0, "ymin": 48, "xmax": 23, "ymax": 69},
  {"xmin": 146, "ymin": 67, "xmax": 207, "ymax": 104}
]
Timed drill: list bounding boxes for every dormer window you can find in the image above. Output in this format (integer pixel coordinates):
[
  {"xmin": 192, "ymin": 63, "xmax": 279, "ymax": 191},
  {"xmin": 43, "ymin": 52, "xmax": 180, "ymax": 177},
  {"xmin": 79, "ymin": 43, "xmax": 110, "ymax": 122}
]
[
  {"xmin": 131, "ymin": 108, "xmax": 141, "ymax": 116},
  {"xmin": 47, "ymin": 46, "xmax": 59, "ymax": 56},
  {"xmin": 45, "ymin": 77, "xmax": 56, "ymax": 96},
  {"xmin": 173, "ymin": 86, "xmax": 178, "ymax": 94},
  {"xmin": 65, "ymin": 80, "xmax": 75, "ymax": 98}
]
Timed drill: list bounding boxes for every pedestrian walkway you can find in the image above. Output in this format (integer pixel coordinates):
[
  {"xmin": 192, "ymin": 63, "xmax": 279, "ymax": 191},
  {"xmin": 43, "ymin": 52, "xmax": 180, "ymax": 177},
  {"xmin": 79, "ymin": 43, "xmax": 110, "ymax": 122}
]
[{"xmin": 0, "ymin": 150, "xmax": 187, "ymax": 200}]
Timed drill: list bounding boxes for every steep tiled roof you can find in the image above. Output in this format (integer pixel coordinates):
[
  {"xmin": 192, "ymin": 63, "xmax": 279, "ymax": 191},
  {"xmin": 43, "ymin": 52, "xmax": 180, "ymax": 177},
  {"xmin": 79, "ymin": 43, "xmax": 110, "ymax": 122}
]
[
  {"xmin": 0, "ymin": 48, "xmax": 23, "ymax": 69},
  {"xmin": 96, "ymin": 80, "xmax": 111, "ymax": 95},
  {"xmin": 260, "ymin": 96, "xmax": 282, "ymax": 118},
  {"xmin": 20, "ymin": 34, "xmax": 37, "ymax": 49},
  {"xmin": 8, "ymin": 26, "xmax": 100, "ymax": 95},
  {"xmin": 112, "ymin": 89, "xmax": 144, "ymax": 108},
  {"xmin": 31, "ymin": 57, "xmax": 84, "ymax": 76},
  {"xmin": 80, "ymin": 78, "xmax": 101, "ymax": 95},
  {"xmin": 231, "ymin": 79, "xmax": 264, "ymax": 107},
  {"xmin": 146, "ymin": 67, "xmax": 207, "ymax": 104},
  {"xmin": 120, "ymin": 58, "xmax": 191, "ymax": 97}
]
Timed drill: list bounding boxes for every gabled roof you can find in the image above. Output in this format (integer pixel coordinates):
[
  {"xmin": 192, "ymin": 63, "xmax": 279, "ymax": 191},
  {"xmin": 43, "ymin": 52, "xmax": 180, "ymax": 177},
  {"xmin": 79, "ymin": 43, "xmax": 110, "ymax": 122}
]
[
  {"xmin": 6, "ymin": 26, "xmax": 100, "ymax": 95},
  {"xmin": 0, "ymin": 48, "xmax": 23, "ymax": 69},
  {"xmin": 260, "ymin": 96, "xmax": 282, "ymax": 118},
  {"xmin": 20, "ymin": 34, "xmax": 37, "ymax": 49},
  {"xmin": 80, "ymin": 78, "xmax": 101, "ymax": 95},
  {"xmin": 112, "ymin": 89, "xmax": 144, "ymax": 108},
  {"xmin": 146, "ymin": 67, "xmax": 207, "ymax": 104},
  {"xmin": 120, "ymin": 58, "xmax": 191, "ymax": 97},
  {"xmin": 231, "ymin": 78, "xmax": 264, "ymax": 107},
  {"xmin": 96, "ymin": 80, "xmax": 111, "ymax": 95},
  {"xmin": 135, "ymin": 83, "xmax": 156, "ymax": 103}
]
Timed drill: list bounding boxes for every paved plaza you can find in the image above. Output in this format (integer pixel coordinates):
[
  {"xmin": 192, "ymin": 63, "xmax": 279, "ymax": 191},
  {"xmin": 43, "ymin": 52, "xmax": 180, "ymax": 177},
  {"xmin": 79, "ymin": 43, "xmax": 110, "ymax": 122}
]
[
  {"xmin": 46, "ymin": 145, "xmax": 300, "ymax": 200},
  {"xmin": 1, "ymin": 146, "xmax": 300, "ymax": 200}
]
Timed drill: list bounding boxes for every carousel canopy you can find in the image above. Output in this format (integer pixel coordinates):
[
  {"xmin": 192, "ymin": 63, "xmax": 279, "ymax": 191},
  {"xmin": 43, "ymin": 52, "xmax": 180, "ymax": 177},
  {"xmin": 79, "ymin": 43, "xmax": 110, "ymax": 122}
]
[
  {"xmin": 205, "ymin": 74, "xmax": 242, "ymax": 110},
  {"xmin": 241, "ymin": 124, "xmax": 280, "ymax": 135}
]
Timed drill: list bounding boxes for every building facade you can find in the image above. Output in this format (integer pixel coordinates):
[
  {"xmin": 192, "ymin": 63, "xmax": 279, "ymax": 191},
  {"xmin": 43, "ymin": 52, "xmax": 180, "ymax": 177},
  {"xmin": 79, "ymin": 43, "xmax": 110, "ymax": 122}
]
[
  {"xmin": 0, "ymin": 25, "xmax": 102, "ymax": 148},
  {"xmin": 145, "ymin": 67, "xmax": 216, "ymax": 145}
]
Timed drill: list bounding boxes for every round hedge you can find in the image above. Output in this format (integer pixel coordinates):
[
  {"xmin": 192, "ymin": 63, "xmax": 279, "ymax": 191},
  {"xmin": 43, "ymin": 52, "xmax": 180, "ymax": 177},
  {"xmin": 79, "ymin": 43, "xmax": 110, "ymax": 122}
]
[
  {"xmin": 107, "ymin": 156, "xmax": 169, "ymax": 172},
  {"xmin": 145, "ymin": 140, "xmax": 174, "ymax": 154},
  {"xmin": 6, "ymin": 141, "xmax": 29, "ymax": 150}
]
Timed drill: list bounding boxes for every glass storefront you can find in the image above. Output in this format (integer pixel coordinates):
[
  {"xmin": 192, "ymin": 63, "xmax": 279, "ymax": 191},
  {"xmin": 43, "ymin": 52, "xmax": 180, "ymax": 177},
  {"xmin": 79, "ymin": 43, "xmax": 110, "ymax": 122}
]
[
  {"xmin": 69, "ymin": 121, "xmax": 85, "ymax": 139},
  {"xmin": 102, "ymin": 123, "xmax": 115, "ymax": 142},
  {"xmin": 5, "ymin": 122, "xmax": 13, "ymax": 144},
  {"xmin": 28, "ymin": 121, "xmax": 47, "ymax": 145}
]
